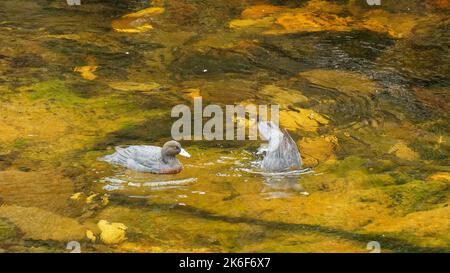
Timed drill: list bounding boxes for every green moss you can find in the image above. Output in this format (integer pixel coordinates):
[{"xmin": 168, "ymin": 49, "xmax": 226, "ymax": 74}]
[
  {"xmin": 23, "ymin": 80, "xmax": 85, "ymax": 106},
  {"xmin": 326, "ymin": 156, "xmax": 367, "ymax": 177},
  {"xmin": 0, "ymin": 218, "xmax": 16, "ymax": 241},
  {"xmin": 366, "ymin": 174, "xmax": 396, "ymax": 188},
  {"xmin": 391, "ymin": 172, "xmax": 414, "ymax": 185},
  {"xmin": 12, "ymin": 138, "xmax": 27, "ymax": 150},
  {"xmin": 411, "ymin": 141, "xmax": 449, "ymax": 161},
  {"xmin": 383, "ymin": 180, "xmax": 449, "ymax": 213},
  {"xmin": 366, "ymin": 160, "xmax": 396, "ymax": 173}
]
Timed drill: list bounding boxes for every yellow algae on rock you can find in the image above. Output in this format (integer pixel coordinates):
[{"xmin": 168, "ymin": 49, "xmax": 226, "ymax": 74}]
[
  {"xmin": 240, "ymin": 1, "xmax": 342, "ymax": 20},
  {"xmin": 229, "ymin": 17, "xmax": 274, "ymax": 29},
  {"xmin": 98, "ymin": 220, "xmax": 127, "ymax": 245},
  {"xmin": 388, "ymin": 141, "xmax": 419, "ymax": 161},
  {"xmin": 70, "ymin": 192, "xmax": 83, "ymax": 201},
  {"xmin": 86, "ymin": 230, "xmax": 97, "ymax": 243},
  {"xmin": 73, "ymin": 65, "xmax": 98, "ymax": 80},
  {"xmin": 241, "ymin": 4, "xmax": 285, "ymax": 19},
  {"xmin": 299, "ymin": 136, "xmax": 338, "ymax": 166},
  {"xmin": 111, "ymin": 7, "xmax": 164, "ymax": 33},
  {"xmin": 362, "ymin": 10, "xmax": 422, "ymax": 38},
  {"xmin": 260, "ymin": 85, "xmax": 308, "ymax": 107},
  {"xmin": 108, "ymin": 81, "xmax": 161, "ymax": 92},
  {"xmin": 299, "ymin": 69, "xmax": 380, "ymax": 95},
  {"xmin": 304, "ymin": 0, "xmax": 345, "ymax": 14},
  {"xmin": 85, "ymin": 193, "xmax": 99, "ymax": 204},
  {"xmin": 74, "ymin": 56, "xmax": 99, "ymax": 80},
  {"xmin": 280, "ymin": 108, "xmax": 328, "ymax": 132},
  {"xmin": 429, "ymin": 172, "xmax": 450, "ymax": 182},
  {"xmin": 112, "ymin": 22, "xmax": 153, "ymax": 33},
  {"xmin": 101, "ymin": 194, "xmax": 110, "ymax": 206},
  {"xmin": 243, "ymin": 2, "xmax": 355, "ymax": 35},
  {"xmin": 232, "ymin": 1, "xmax": 420, "ymax": 38},
  {"xmin": 182, "ymin": 88, "xmax": 201, "ymax": 100},
  {"xmin": 0, "ymin": 205, "xmax": 86, "ymax": 241},
  {"xmin": 273, "ymin": 12, "xmax": 354, "ymax": 34}
]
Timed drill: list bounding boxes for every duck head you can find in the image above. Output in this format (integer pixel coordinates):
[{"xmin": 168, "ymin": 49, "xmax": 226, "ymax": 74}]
[{"xmin": 162, "ymin": 140, "xmax": 191, "ymax": 158}]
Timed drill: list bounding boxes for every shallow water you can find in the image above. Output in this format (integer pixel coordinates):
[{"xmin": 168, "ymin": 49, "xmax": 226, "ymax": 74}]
[{"xmin": 0, "ymin": 0, "xmax": 449, "ymax": 252}]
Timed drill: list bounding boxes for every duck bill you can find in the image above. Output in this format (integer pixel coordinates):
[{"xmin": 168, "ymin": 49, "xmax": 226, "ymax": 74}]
[{"xmin": 179, "ymin": 148, "xmax": 191, "ymax": 158}]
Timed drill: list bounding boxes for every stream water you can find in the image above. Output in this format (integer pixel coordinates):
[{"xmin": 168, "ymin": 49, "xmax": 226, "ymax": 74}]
[{"xmin": 0, "ymin": 0, "xmax": 449, "ymax": 252}]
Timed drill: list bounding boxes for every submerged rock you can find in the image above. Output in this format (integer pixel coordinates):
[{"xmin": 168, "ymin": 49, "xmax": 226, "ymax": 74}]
[
  {"xmin": 0, "ymin": 205, "xmax": 86, "ymax": 241},
  {"xmin": 98, "ymin": 220, "xmax": 127, "ymax": 245},
  {"xmin": 70, "ymin": 192, "xmax": 83, "ymax": 201},
  {"xmin": 413, "ymin": 87, "xmax": 450, "ymax": 112},
  {"xmin": 280, "ymin": 108, "xmax": 328, "ymax": 132},
  {"xmin": 73, "ymin": 65, "xmax": 98, "ymax": 80},
  {"xmin": 111, "ymin": 7, "xmax": 165, "ymax": 33},
  {"xmin": 181, "ymin": 78, "xmax": 257, "ymax": 104},
  {"xmin": 240, "ymin": 4, "xmax": 285, "ymax": 19},
  {"xmin": 10, "ymin": 53, "xmax": 45, "ymax": 68},
  {"xmin": 0, "ymin": 170, "xmax": 75, "ymax": 215},
  {"xmin": 230, "ymin": 1, "xmax": 425, "ymax": 38},
  {"xmin": 388, "ymin": 141, "xmax": 420, "ymax": 161},
  {"xmin": 299, "ymin": 135, "xmax": 338, "ymax": 166},
  {"xmin": 170, "ymin": 47, "xmax": 261, "ymax": 78},
  {"xmin": 259, "ymin": 85, "xmax": 308, "ymax": 107},
  {"xmin": 378, "ymin": 16, "xmax": 450, "ymax": 84},
  {"xmin": 299, "ymin": 69, "xmax": 381, "ymax": 95},
  {"xmin": 229, "ymin": 17, "xmax": 275, "ymax": 29},
  {"xmin": 86, "ymin": 229, "xmax": 97, "ymax": 243}
]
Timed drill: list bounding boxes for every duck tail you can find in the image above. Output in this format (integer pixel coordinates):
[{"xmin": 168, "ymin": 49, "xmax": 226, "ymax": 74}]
[
  {"xmin": 258, "ymin": 120, "xmax": 281, "ymax": 141},
  {"xmin": 97, "ymin": 154, "xmax": 114, "ymax": 163},
  {"xmin": 98, "ymin": 147, "xmax": 131, "ymax": 165}
]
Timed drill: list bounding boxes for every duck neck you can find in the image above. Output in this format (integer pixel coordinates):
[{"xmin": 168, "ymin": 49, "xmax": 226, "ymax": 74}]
[{"xmin": 161, "ymin": 151, "xmax": 176, "ymax": 165}]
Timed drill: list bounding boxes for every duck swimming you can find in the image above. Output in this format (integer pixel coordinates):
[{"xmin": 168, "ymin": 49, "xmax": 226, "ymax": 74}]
[
  {"xmin": 99, "ymin": 140, "xmax": 190, "ymax": 174},
  {"xmin": 257, "ymin": 121, "xmax": 302, "ymax": 172}
]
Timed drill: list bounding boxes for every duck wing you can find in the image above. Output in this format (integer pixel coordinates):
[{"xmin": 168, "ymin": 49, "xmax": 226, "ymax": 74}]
[{"xmin": 99, "ymin": 145, "xmax": 163, "ymax": 172}]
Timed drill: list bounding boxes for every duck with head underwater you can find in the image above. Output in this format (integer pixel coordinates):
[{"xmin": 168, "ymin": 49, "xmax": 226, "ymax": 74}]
[{"xmin": 257, "ymin": 121, "xmax": 302, "ymax": 172}]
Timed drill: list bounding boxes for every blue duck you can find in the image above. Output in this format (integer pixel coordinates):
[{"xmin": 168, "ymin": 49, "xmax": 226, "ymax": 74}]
[
  {"xmin": 99, "ymin": 140, "xmax": 190, "ymax": 174},
  {"xmin": 258, "ymin": 121, "xmax": 302, "ymax": 172}
]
